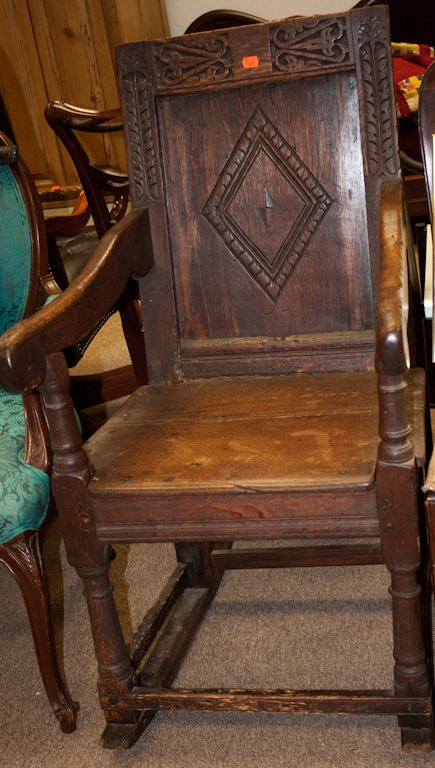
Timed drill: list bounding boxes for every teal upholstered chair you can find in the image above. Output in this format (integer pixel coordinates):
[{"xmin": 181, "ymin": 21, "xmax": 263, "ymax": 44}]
[{"xmin": 0, "ymin": 132, "xmax": 76, "ymax": 733}]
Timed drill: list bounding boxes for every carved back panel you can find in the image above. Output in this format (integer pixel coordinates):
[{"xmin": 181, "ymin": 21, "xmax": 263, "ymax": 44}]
[{"xmin": 118, "ymin": 8, "xmax": 400, "ymax": 383}]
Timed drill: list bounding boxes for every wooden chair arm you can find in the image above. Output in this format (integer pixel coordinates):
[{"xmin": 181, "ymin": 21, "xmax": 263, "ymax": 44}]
[
  {"xmin": 89, "ymin": 163, "xmax": 129, "ymax": 193},
  {"xmin": 45, "ymin": 101, "xmax": 123, "ymax": 132},
  {"xmin": 376, "ymin": 178, "xmax": 408, "ymax": 376},
  {"xmin": 0, "ymin": 208, "xmax": 153, "ymax": 395}
]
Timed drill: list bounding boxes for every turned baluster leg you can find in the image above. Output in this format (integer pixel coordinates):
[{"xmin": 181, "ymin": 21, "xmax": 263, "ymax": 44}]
[
  {"xmin": 76, "ymin": 553, "xmax": 139, "ymax": 726},
  {"xmin": 40, "ymin": 352, "xmax": 139, "ymax": 730},
  {"xmin": 377, "ymin": 372, "xmax": 434, "ymax": 752}
]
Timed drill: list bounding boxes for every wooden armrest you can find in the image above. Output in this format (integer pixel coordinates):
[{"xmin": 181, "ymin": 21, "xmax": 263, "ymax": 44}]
[
  {"xmin": 0, "ymin": 208, "xmax": 153, "ymax": 395},
  {"xmin": 90, "ymin": 163, "xmax": 129, "ymax": 192},
  {"xmin": 45, "ymin": 101, "xmax": 123, "ymax": 133},
  {"xmin": 376, "ymin": 178, "xmax": 408, "ymax": 376}
]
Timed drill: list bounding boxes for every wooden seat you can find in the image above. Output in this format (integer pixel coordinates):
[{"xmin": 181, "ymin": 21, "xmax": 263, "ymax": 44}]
[
  {"xmin": 0, "ymin": 8, "xmax": 433, "ymax": 754},
  {"xmin": 88, "ymin": 369, "xmax": 425, "ymax": 501}
]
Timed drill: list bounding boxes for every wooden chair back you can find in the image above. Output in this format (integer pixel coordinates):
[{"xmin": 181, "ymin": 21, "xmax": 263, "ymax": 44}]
[
  {"xmin": 44, "ymin": 102, "xmax": 128, "ymax": 238},
  {"xmin": 185, "ymin": 9, "xmax": 265, "ymax": 34},
  {"xmin": 118, "ymin": 8, "xmax": 399, "ymax": 384}
]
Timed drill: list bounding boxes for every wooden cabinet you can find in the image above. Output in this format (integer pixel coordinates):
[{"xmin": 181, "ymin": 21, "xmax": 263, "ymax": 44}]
[{"xmin": 0, "ymin": 0, "xmax": 169, "ymax": 187}]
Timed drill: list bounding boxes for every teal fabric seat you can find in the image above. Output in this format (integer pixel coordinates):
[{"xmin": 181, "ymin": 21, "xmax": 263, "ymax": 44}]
[
  {"xmin": 0, "ymin": 138, "xmax": 76, "ymax": 733},
  {"xmin": 0, "ymin": 386, "xmax": 49, "ymax": 544},
  {"xmin": 0, "ymin": 163, "xmax": 50, "ymax": 545}
]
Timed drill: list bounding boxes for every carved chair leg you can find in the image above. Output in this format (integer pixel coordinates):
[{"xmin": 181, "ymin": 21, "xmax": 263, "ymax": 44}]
[{"xmin": 0, "ymin": 530, "xmax": 77, "ymax": 733}]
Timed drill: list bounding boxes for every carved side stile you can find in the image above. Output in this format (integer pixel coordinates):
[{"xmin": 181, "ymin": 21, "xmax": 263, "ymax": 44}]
[
  {"xmin": 357, "ymin": 15, "xmax": 400, "ymax": 179},
  {"xmin": 118, "ymin": 45, "xmax": 159, "ymax": 207}
]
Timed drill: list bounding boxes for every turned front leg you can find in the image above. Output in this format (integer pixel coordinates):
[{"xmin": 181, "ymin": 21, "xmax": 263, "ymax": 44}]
[
  {"xmin": 377, "ymin": 372, "xmax": 434, "ymax": 752},
  {"xmin": 77, "ymin": 551, "xmax": 139, "ymax": 726},
  {"xmin": 40, "ymin": 353, "xmax": 138, "ymax": 726}
]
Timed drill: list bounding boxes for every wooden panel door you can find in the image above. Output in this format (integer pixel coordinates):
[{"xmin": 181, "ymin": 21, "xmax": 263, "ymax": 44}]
[{"xmin": 0, "ymin": 0, "xmax": 169, "ymax": 186}]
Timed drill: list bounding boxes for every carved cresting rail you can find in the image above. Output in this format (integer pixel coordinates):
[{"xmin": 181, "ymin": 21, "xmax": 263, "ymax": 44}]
[{"xmin": 118, "ymin": 8, "xmax": 399, "ymax": 213}]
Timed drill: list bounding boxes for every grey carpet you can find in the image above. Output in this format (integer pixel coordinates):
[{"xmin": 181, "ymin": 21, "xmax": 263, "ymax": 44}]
[{"xmin": 1, "ymin": 530, "xmax": 435, "ymax": 767}]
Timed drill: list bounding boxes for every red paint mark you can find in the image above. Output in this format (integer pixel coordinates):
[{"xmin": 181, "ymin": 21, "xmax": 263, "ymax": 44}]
[
  {"xmin": 243, "ymin": 55, "xmax": 259, "ymax": 69},
  {"xmin": 51, "ymin": 185, "xmax": 60, "ymax": 190}
]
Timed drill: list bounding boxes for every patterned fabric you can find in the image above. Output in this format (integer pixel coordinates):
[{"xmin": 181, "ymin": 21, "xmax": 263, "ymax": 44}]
[
  {"xmin": 391, "ymin": 42, "xmax": 435, "ymax": 118},
  {"xmin": 0, "ymin": 387, "xmax": 50, "ymax": 544},
  {"xmin": 399, "ymin": 75, "xmax": 424, "ymax": 114},
  {"xmin": 0, "ymin": 166, "xmax": 50, "ymax": 544},
  {"xmin": 0, "ymin": 166, "xmax": 31, "ymax": 336},
  {"xmin": 392, "ymin": 42, "xmax": 435, "ymax": 58}
]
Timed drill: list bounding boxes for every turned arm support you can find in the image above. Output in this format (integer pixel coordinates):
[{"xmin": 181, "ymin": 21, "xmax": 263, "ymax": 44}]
[
  {"xmin": 376, "ymin": 179, "xmax": 414, "ymax": 466},
  {"xmin": 376, "ymin": 178, "xmax": 408, "ymax": 377},
  {"xmin": 0, "ymin": 208, "xmax": 153, "ymax": 395}
]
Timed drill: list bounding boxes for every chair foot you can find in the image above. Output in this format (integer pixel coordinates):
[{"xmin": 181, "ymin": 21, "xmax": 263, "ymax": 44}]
[
  {"xmin": 100, "ymin": 711, "xmax": 155, "ymax": 749},
  {"xmin": 0, "ymin": 530, "xmax": 77, "ymax": 733},
  {"xmin": 57, "ymin": 699, "xmax": 80, "ymax": 733},
  {"xmin": 401, "ymin": 726, "xmax": 435, "ymax": 753}
]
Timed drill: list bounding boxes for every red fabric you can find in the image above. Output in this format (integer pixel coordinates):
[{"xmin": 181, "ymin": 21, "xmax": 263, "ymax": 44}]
[{"xmin": 393, "ymin": 57, "xmax": 427, "ymax": 118}]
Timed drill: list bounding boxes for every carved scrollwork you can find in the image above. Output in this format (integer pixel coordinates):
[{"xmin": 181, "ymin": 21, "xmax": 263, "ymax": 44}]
[
  {"xmin": 270, "ymin": 16, "xmax": 351, "ymax": 73},
  {"xmin": 358, "ymin": 16, "xmax": 399, "ymax": 178},
  {"xmin": 154, "ymin": 35, "xmax": 232, "ymax": 89},
  {"xmin": 118, "ymin": 45, "xmax": 159, "ymax": 205},
  {"xmin": 203, "ymin": 106, "xmax": 332, "ymax": 302}
]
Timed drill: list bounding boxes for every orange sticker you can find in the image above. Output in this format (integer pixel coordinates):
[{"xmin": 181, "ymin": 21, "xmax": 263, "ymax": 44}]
[{"xmin": 242, "ymin": 55, "xmax": 259, "ymax": 69}]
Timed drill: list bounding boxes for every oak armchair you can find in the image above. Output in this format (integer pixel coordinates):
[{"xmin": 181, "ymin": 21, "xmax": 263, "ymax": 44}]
[{"xmin": 0, "ymin": 9, "xmax": 433, "ymax": 753}]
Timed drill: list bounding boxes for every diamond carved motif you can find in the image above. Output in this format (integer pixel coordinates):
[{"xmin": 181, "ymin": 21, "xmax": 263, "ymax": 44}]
[{"xmin": 202, "ymin": 106, "xmax": 332, "ymax": 301}]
